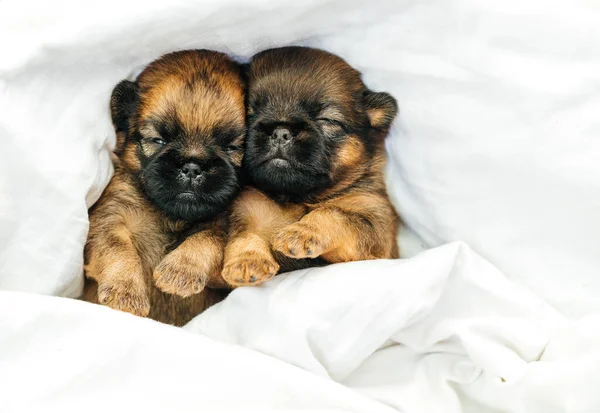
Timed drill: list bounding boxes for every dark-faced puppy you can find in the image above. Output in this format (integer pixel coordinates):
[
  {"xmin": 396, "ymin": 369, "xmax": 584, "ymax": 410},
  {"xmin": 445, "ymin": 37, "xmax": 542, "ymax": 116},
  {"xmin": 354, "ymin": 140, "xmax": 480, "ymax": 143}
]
[
  {"xmin": 83, "ymin": 50, "xmax": 245, "ymax": 325},
  {"xmin": 222, "ymin": 46, "xmax": 399, "ymax": 287}
]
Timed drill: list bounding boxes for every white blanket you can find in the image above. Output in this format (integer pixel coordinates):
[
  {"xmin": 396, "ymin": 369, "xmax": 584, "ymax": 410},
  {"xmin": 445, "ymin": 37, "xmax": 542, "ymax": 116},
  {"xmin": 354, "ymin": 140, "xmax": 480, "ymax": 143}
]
[
  {"xmin": 190, "ymin": 242, "xmax": 600, "ymax": 413},
  {"xmin": 2, "ymin": 243, "xmax": 600, "ymax": 412},
  {"xmin": 1, "ymin": 0, "xmax": 600, "ymax": 412}
]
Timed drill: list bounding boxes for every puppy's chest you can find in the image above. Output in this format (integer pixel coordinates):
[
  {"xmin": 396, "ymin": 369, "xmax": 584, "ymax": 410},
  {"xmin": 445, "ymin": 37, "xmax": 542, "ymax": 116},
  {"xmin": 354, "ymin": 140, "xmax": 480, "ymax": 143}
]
[
  {"xmin": 130, "ymin": 216, "xmax": 187, "ymax": 271},
  {"xmin": 161, "ymin": 218, "xmax": 188, "ymax": 235}
]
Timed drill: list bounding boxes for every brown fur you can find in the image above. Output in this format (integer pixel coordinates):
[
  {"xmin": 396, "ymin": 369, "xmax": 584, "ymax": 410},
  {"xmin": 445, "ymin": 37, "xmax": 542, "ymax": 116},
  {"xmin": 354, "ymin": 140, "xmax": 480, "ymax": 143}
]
[
  {"xmin": 222, "ymin": 47, "xmax": 399, "ymax": 287},
  {"xmin": 83, "ymin": 50, "xmax": 245, "ymax": 325}
]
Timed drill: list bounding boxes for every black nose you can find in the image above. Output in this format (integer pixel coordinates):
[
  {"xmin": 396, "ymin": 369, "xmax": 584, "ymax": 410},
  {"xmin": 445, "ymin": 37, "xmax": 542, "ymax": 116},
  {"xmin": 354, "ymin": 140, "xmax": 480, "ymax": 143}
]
[
  {"xmin": 271, "ymin": 127, "xmax": 292, "ymax": 143},
  {"xmin": 181, "ymin": 162, "xmax": 202, "ymax": 179}
]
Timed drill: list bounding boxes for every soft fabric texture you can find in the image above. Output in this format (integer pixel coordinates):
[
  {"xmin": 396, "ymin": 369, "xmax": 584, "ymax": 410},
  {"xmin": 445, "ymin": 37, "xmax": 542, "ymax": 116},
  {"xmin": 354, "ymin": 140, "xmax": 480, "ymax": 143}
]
[
  {"xmin": 1, "ymin": 0, "xmax": 599, "ymax": 412},
  {"xmin": 2, "ymin": 243, "xmax": 600, "ymax": 412}
]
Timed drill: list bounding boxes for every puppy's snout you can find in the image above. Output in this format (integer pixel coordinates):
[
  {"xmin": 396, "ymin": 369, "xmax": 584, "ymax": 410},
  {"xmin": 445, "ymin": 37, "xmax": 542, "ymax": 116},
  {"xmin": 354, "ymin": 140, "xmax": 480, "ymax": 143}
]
[
  {"xmin": 181, "ymin": 162, "xmax": 202, "ymax": 180},
  {"xmin": 271, "ymin": 127, "xmax": 293, "ymax": 145}
]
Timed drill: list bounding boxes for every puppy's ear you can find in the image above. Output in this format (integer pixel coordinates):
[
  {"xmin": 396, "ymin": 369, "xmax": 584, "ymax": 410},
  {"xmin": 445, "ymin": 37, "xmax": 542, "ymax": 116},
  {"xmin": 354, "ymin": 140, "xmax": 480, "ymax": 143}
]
[
  {"xmin": 110, "ymin": 80, "xmax": 139, "ymax": 133},
  {"xmin": 362, "ymin": 91, "xmax": 398, "ymax": 132}
]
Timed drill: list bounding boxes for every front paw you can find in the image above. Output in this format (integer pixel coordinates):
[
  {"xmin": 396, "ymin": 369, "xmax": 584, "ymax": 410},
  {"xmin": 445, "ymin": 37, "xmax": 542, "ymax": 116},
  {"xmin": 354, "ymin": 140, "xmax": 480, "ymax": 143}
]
[
  {"xmin": 272, "ymin": 223, "xmax": 329, "ymax": 259},
  {"xmin": 153, "ymin": 248, "xmax": 211, "ymax": 298},
  {"xmin": 97, "ymin": 277, "xmax": 150, "ymax": 317},
  {"xmin": 222, "ymin": 251, "xmax": 279, "ymax": 287}
]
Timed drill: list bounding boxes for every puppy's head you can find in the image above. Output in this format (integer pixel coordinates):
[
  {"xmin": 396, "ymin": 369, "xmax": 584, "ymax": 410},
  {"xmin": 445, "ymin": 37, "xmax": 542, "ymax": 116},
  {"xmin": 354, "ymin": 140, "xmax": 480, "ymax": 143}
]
[
  {"xmin": 110, "ymin": 50, "xmax": 245, "ymax": 221},
  {"xmin": 244, "ymin": 46, "xmax": 397, "ymax": 202}
]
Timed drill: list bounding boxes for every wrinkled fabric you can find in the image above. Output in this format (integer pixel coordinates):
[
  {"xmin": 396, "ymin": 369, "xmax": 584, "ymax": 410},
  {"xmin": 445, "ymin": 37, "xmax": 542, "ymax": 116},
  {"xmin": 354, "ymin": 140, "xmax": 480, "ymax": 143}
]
[
  {"xmin": 189, "ymin": 242, "xmax": 600, "ymax": 413},
  {"xmin": 0, "ymin": 289, "xmax": 398, "ymax": 413},
  {"xmin": 2, "ymin": 243, "xmax": 599, "ymax": 412}
]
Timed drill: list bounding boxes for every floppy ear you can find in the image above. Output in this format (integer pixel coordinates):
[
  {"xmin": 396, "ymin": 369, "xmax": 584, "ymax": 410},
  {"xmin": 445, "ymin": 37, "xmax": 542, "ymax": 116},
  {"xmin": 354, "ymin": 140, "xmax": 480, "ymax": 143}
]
[
  {"xmin": 110, "ymin": 79, "xmax": 139, "ymax": 133},
  {"xmin": 362, "ymin": 90, "xmax": 398, "ymax": 132}
]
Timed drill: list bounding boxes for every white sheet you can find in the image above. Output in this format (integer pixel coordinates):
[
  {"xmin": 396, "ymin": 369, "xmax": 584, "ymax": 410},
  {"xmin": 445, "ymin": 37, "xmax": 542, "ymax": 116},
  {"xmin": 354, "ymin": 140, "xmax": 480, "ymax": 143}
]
[
  {"xmin": 2, "ymin": 243, "xmax": 600, "ymax": 412},
  {"xmin": 189, "ymin": 242, "xmax": 600, "ymax": 413},
  {"xmin": 1, "ymin": 0, "xmax": 600, "ymax": 412},
  {"xmin": 0, "ymin": 291, "xmax": 397, "ymax": 413}
]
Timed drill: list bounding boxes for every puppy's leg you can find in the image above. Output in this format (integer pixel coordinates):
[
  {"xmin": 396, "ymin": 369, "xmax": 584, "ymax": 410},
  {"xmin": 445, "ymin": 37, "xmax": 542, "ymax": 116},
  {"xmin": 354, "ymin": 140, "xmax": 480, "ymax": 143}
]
[
  {"xmin": 222, "ymin": 188, "xmax": 303, "ymax": 287},
  {"xmin": 154, "ymin": 221, "xmax": 226, "ymax": 297},
  {"xmin": 84, "ymin": 178, "xmax": 154, "ymax": 317},
  {"xmin": 85, "ymin": 221, "xmax": 150, "ymax": 317},
  {"xmin": 272, "ymin": 193, "xmax": 399, "ymax": 262}
]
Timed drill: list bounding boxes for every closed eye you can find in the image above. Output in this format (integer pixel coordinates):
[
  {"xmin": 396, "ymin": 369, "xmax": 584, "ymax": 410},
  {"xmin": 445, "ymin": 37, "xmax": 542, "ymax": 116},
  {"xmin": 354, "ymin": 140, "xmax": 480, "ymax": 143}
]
[
  {"xmin": 213, "ymin": 124, "xmax": 245, "ymax": 148},
  {"xmin": 151, "ymin": 137, "xmax": 167, "ymax": 146},
  {"xmin": 224, "ymin": 131, "xmax": 244, "ymax": 153},
  {"xmin": 316, "ymin": 118, "xmax": 346, "ymax": 131},
  {"xmin": 317, "ymin": 118, "xmax": 339, "ymax": 124}
]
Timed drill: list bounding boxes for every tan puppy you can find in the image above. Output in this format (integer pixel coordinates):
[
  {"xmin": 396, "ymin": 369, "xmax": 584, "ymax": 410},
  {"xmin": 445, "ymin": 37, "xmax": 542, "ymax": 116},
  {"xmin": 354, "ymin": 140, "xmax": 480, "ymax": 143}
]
[{"xmin": 83, "ymin": 50, "xmax": 245, "ymax": 325}]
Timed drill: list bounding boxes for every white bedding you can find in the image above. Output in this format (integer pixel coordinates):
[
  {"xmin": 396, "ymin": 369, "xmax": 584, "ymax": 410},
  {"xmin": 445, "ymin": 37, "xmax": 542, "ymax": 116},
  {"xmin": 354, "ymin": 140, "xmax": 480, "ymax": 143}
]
[
  {"xmin": 2, "ymin": 243, "xmax": 600, "ymax": 412},
  {"xmin": 1, "ymin": 0, "xmax": 600, "ymax": 412}
]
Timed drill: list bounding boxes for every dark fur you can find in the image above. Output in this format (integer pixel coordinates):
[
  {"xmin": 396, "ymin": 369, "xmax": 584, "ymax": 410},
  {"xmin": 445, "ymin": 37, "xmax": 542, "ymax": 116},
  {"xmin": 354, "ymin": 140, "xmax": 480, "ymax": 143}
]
[{"xmin": 222, "ymin": 47, "xmax": 400, "ymax": 287}]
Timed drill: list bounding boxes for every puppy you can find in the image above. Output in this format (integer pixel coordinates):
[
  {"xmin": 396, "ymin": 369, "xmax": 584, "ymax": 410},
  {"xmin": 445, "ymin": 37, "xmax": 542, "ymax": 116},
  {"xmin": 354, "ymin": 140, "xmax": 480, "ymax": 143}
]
[
  {"xmin": 222, "ymin": 46, "xmax": 399, "ymax": 287},
  {"xmin": 83, "ymin": 50, "xmax": 245, "ymax": 325}
]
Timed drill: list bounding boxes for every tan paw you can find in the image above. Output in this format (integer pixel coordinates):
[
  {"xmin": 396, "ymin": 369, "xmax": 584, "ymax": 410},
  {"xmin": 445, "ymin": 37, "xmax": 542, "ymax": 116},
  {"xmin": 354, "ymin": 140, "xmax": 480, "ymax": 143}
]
[
  {"xmin": 97, "ymin": 277, "xmax": 150, "ymax": 317},
  {"xmin": 153, "ymin": 248, "xmax": 213, "ymax": 298},
  {"xmin": 272, "ymin": 223, "xmax": 329, "ymax": 259},
  {"xmin": 222, "ymin": 251, "xmax": 279, "ymax": 287}
]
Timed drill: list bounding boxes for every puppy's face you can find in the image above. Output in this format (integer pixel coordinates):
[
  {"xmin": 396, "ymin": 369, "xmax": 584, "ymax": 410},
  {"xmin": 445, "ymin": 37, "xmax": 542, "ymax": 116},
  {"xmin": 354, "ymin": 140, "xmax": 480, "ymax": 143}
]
[
  {"xmin": 244, "ymin": 47, "xmax": 397, "ymax": 202},
  {"xmin": 111, "ymin": 50, "xmax": 245, "ymax": 221}
]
